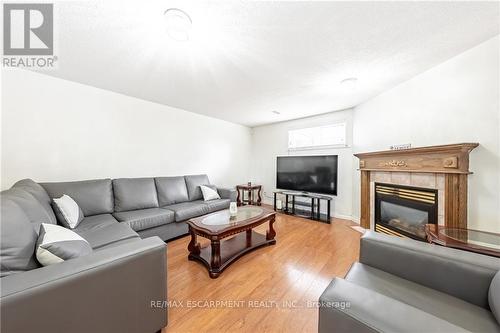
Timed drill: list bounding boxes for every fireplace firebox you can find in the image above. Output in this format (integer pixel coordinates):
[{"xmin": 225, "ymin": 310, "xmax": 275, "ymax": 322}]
[{"xmin": 375, "ymin": 183, "xmax": 438, "ymax": 241}]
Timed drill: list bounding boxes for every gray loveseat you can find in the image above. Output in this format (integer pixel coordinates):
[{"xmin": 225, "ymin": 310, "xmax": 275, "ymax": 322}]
[
  {"xmin": 319, "ymin": 231, "xmax": 500, "ymax": 332},
  {"xmin": 1, "ymin": 174, "xmax": 235, "ymax": 333}
]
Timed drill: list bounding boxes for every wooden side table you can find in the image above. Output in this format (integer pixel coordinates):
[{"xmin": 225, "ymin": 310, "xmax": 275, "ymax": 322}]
[
  {"xmin": 425, "ymin": 224, "xmax": 500, "ymax": 258},
  {"xmin": 236, "ymin": 184, "xmax": 262, "ymax": 206}
]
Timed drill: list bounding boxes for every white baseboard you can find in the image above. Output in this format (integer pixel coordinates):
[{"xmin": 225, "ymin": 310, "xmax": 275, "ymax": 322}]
[{"xmin": 332, "ymin": 213, "xmax": 355, "ymax": 221}]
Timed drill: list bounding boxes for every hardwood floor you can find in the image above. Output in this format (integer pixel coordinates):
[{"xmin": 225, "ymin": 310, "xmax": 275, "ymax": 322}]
[{"xmin": 163, "ymin": 211, "xmax": 361, "ymax": 333}]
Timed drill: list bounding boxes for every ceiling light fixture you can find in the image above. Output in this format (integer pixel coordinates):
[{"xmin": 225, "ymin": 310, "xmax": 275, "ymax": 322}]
[
  {"xmin": 340, "ymin": 77, "xmax": 358, "ymax": 89},
  {"xmin": 164, "ymin": 8, "xmax": 192, "ymax": 41}
]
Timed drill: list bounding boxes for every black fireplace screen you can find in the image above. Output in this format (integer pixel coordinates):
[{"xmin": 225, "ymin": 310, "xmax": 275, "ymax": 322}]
[{"xmin": 375, "ymin": 183, "xmax": 438, "ymax": 241}]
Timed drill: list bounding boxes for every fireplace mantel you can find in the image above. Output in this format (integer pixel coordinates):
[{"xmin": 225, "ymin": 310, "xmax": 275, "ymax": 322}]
[
  {"xmin": 354, "ymin": 143, "xmax": 478, "ymax": 174},
  {"xmin": 354, "ymin": 143, "xmax": 479, "ymax": 232}
]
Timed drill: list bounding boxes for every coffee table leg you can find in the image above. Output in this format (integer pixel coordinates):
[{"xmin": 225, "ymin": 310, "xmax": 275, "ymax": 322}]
[
  {"xmin": 187, "ymin": 227, "xmax": 200, "ymax": 257},
  {"xmin": 209, "ymin": 239, "xmax": 221, "ymax": 278},
  {"xmin": 266, "ymin": 215, "xmax": 276, "ymax": 242},
  {"xmin": 246, "ymin": 229, "xmax": 252, "ymax": 247}
]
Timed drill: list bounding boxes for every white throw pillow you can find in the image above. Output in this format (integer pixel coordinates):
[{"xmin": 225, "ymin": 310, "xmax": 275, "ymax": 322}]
[
  {"xmin": 200, "ymin": 185, "xmax": 220, "ymax": 201},
  {"xmin": 36, "ymin": 223, "xmax": 92, "ymax": 266},
  {"xmin": 52, "ymin": 194, "xmax": 84, "ymax": 229}
]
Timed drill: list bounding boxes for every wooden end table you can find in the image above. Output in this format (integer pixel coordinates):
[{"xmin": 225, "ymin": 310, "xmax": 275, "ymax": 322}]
[
  {"xmin": 187, "ymin": 206, "xmax": 276, "ymax": 278},
  {"xmin": 236, "ymin": 184, "xmax": 262, "ymax": 206},
  {"xmin": 425, "ymin": 224, "xmax": 500, "ymax": 258}
]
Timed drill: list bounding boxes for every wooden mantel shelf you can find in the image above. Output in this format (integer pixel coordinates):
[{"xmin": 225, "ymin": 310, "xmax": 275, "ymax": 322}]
[
  {"xmin": 354, "ymin": 143, "xmax": 478, "ymax": 174},
  {"xmin": 355, "ymin": 143, "xmax": 479, "ymax": 230}
]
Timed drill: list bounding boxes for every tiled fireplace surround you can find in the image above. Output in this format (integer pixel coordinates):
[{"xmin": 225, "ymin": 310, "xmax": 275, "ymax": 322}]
[
  {"xmin": 355, "ymin": 143, "xmax": 479, "ymax": 233},
  {"xmin": 369, "ymin": 172, "xmax": 445, "ymax": 229}
]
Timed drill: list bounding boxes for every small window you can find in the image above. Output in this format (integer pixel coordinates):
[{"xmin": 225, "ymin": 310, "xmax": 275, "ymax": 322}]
[{"xmin": 288, "ymin": 123, "xmax": 346, "ymax": 150}]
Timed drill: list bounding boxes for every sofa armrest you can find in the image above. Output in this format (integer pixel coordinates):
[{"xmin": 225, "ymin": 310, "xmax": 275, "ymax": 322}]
[
  {"xmin": 217, "ymin": 186, "xmax": 237, "ymax": 201},
  {"xmin": 359, "ymin": 231, "xmax": 500, "ymax": 309},
  {"xmin": 1, "ymin": 237, "xmax": 167, "ymax": 333},
  {"xmin": 319, "ymin": 278, "xmax": 468, "ymax": 333}
]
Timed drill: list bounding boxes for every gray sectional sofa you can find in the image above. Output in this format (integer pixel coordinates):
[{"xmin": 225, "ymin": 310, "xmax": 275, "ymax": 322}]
[
  {"xmin": 319, "ymin": 231, "xmax": 500, "ymax": 332},
  {"xmin": 40, "ymin": 174, "xmax": 235, "ymax": 242},
  {"xmin": 0, "ymin": 174, "xmax": 235, "ymax": 333}
]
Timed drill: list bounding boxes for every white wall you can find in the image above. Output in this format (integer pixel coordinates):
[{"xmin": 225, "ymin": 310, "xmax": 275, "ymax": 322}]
[
  {"xmin": 1, "ymin": 69, "xmax": 252, "ymax": 189},
  {"xmin": 353, "ymin": 36, "xmax": 500, "ymax": 232},
  {"xmin": 251, "ymin": 110, "xmax": 354, "ymax": 220},
  {"xmin": 3, "ymin": 37, "xmax": 498, "ymax": 233}
]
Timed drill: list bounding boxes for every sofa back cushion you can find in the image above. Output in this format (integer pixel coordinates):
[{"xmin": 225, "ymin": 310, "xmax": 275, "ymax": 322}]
[
  {"xmin": 360, "ymin": 231, "xmax": 499, "ymax": 309},
  {"xmin": 2, "ymin": 188, "xmax": 55, "ymax": 233},
  {"xmin": 0, "ymin": 196, "xmax": 40, "ymax": 277},
  {"xmin": 41, "ymin": 179, "xmax": 114, "ymax": 216},
  {"xmin": 12, "ymin": 179, "xmax": 56, "ymax": 224},
  {"xmin": 490, "ymin": 271, "xmax": 500, "ymax": 323},
  {"xmin": 184, "ymin": 174, "xmax": 210, "ymax": 201},
  {"xmin": 113, "ymin": 178, "xmax": 159, "ymax": 212},
  {"xmin": 155, "ymin": 177, "xmax": 189, "ymax": 206}
]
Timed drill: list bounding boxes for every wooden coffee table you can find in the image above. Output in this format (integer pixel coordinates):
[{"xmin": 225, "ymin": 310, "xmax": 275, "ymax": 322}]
[{"xmin": 187, "ymin": 206, "xmax": 276, "ymax": 278}]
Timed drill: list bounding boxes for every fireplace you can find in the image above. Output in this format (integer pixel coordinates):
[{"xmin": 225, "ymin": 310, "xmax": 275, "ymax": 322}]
[
  {"xmin": 375, "ymin": 183, "xmax": 438, "ymax": 241},
  {"xmin": 355, "ymin": 143, "xmax": 478, "ymax": 231}
]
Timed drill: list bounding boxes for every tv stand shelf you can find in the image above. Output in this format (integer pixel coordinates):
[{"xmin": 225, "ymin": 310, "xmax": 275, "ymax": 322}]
[{"xmin": 273, "ymin": 191, "xmax": 332, "ymax": 224}]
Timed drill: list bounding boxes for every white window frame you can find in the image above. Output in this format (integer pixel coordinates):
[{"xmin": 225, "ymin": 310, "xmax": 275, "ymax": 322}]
[{"xmin": 288, "ymin": 122, "xmax": 347, "ymax": 150}]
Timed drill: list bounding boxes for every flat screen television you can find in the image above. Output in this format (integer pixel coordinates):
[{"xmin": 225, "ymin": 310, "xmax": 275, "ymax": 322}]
[{"xmin": 276, "ymin": 155, "xmax": 338, "ymax": 195}]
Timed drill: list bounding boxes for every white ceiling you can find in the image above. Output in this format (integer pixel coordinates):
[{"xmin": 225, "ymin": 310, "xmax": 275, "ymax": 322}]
[{"xmin": 42, "ymin": 0, "xmax": 499, "ymax": 127}]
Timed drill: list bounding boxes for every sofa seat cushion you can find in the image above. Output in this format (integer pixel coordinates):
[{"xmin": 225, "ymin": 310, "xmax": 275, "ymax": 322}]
[
  {"xmin": 345, "ymin": 262, "xmax": 500, "ymax": 332},
  {"xmin": 112, "ymin": 178, "xmax": 159, "ymax": 212},
  {"xmin": 203, "ymin": 199, "xmax": 230, "ymax": 213},
  {"xmin": 74, "ymin": 214, "xmax": 139, "ymax": 249},
  {"xmin": 113, "ymin": 208, "xmax": 175, "ymax": 232},
  {"xmin": 94, "ymin": 237, "xmax": 143, "ymax": 251},
  {"xmin": 73, "ymin": 214, "xmax": 118, "ymax": 232},
  {"xmin": 163, "ymin": 201, "xmax": 210, "ymax": 222}
]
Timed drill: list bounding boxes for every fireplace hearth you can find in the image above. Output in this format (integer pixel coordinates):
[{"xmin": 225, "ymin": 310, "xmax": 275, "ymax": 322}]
[{"xmin": 375, "ymin": 183, "xmax": 438, "ymax": 241}]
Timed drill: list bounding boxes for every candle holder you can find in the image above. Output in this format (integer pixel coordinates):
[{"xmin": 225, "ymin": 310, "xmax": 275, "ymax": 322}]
[{"xmin": 229, "ymin": 202, "xmax": 238, "ymax": 218}]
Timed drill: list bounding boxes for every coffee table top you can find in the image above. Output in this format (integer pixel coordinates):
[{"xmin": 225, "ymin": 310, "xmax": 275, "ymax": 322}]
[
  {"xmin": 425, "ymin": 224, "xmax": 500, "ymax": 257},
  {"xmin": 187, "ymin": 206, "xmax": 275, "ymax": 236}
]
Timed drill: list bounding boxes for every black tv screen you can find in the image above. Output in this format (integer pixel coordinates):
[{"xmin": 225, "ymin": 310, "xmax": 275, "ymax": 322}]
[{"xmin": 276, "ymin": 155, "xmax": 338, "ymax": 195}]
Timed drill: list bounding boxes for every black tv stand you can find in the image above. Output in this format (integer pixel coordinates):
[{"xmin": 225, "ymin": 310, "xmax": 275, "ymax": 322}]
[{"xmin": 273, "ymin": 191, "xmax": 332, "ymax": 223}]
